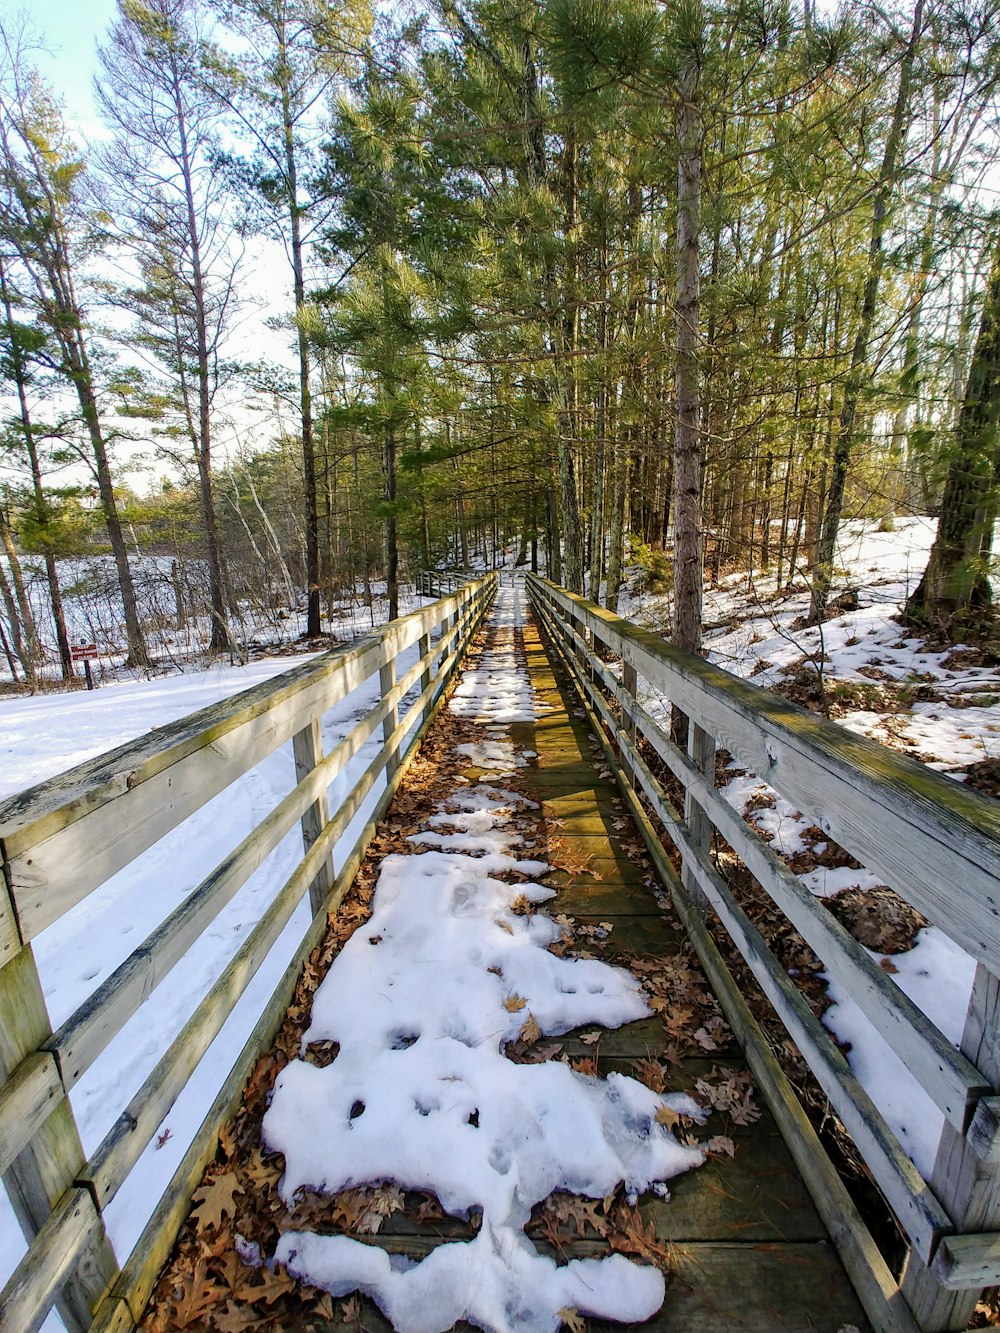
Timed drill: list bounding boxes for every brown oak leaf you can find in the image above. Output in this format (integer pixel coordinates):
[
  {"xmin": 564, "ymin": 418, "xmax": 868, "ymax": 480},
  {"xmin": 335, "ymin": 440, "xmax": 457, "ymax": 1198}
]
[
  {"xmin": 192, "ymin": 1173, "xmax": 243, "ymax": 1233},
  {"xmin": 704, "ymin": 1134, "xmax": 736, "ymax": 1157},
  {"xmin": 519, "ymin": 1014, "xmax": 543, "ymax": 1044},
  {"xmin": 633, "ymin": 1058, "xmax": 665, "ymax": 1093},
  {"xmin": 212, "ymin": 1300, "xmax": 265, "ymax": 1332}
]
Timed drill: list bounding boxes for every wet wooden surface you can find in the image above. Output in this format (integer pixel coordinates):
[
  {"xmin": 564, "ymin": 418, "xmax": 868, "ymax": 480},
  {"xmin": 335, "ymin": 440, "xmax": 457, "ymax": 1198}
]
[
  {"xmin": 303, "ymin": 609, "xmax": 871, "ymax": 1333},
  {"xmin": 508, "ymin": 610, "xmax": 870, "ymax": 1332}
]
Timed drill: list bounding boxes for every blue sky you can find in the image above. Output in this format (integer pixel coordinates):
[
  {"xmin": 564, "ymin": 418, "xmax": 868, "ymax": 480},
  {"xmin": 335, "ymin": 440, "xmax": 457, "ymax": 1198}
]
[{"xmin": 30, "ymin": 0, "xmax": 119, "ymax": 136}]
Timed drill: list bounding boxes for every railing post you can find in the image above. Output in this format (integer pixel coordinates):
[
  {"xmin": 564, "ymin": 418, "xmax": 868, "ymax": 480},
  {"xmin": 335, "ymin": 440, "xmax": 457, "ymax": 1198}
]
[
  {"xmin": 418, "ymin": 628, "xmax": 432, "ymax": 726},
  {"xmin": 0, "ymin": 894, "xmax": 119, "ymax": 1332},
  {"xmin": 900, "ymin": 962, "xmax": 1000, "ymax": 1328},
  {"xmin": 620, "ymin": 658, "xmax": 639, "ymax": 788},
  {"xmin": 683, "ymin": 720, "xmax": 716, "ymax": 912},
  {"xmin": 381, "ymin": 657, "xmax": 400, "ymax": 783},
  {"xmin": 291, "ymin": 718, "xmax": 335, "ymax": 916}
]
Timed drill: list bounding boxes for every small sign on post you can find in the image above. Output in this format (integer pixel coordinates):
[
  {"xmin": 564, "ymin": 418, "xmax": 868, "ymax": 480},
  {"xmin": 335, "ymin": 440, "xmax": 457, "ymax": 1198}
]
[{"xmin": 71, "ymin": 643, "xmax": 99, "ymax": 689}]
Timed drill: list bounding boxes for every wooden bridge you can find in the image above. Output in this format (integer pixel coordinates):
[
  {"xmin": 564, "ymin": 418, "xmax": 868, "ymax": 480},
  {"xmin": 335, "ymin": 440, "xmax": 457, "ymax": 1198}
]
[{"xmin": 0, "ymin": 574, "xmax": 997, "ymax": 1333}]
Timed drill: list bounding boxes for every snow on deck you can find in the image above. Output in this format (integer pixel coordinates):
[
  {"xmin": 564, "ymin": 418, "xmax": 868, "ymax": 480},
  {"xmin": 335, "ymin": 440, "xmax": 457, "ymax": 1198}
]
[{"xmin": 261, "ymin": 586, "xmax": 704, "ymax": 1332}]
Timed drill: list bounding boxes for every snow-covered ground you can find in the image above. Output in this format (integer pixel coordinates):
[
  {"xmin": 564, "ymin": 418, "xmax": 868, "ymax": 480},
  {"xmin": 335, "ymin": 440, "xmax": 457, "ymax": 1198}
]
[
  {"xmin": 265, "ymin": 586, "xmax": 704, "ymax": 1331},
  {"xmin": 0, "ymin": 551, "xmax": 438, "ymax": 687},
  {"xmin": 625, "ymin": 517, "xmax": 997, "ymax": 1180},
  {"xmin": 0, "ymin": 637, "xmax": 423, "ymax": 1329}
]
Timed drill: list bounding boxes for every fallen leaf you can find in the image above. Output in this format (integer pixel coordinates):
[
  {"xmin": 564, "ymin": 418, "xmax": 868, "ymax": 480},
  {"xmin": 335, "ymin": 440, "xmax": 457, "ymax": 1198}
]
[
  {"xmin": 191, "ymin": 1174, "xmax": 243, "ymax": 1233},
  {"xmin": 520, "ymin": 1014, "xmax": 542, "ymax": 1044},
  {"xmin": 213, "ymin": 1300, "xmax": 264, "ymax": 1332},
  {"xmin": 559, "ymin": 1307, "xmax": 586, "ymax": 1333},
  {"xmin": 504, "ymin": 993, "xmax": 528, "ymax": 1012},
  {"xmin": 633, "ymin": 1058, "xmax": 665, "ymax": 1093},
  {"xmin": 879, "ymin": 957, "xmax": 899, "ymax": 973},
  {"xmin": 609, "ymin": 1210, "xmax": 672, "ymax": 1267},
  {"xmin": 704, "ymin": 1134, "xmax": 736, "ymax": 1157},
  {"xmin": 358, "ymin": 1183, "xmax": 405, "ymax": 1234},
  {"xmin": 164, "ymin": 1257, "xmax": 219, "ymax": 1329},
  {"xmin": 579, "ymin": 1030, "xmax": 601, "ymax": 1045},
  {"xmin": 234, "ymin": 1266, "xmax": 296, "ymax": 1306},
  {"xmin": 655, "ymin": 1104, "xmax": 682, "ymax": 1130}
]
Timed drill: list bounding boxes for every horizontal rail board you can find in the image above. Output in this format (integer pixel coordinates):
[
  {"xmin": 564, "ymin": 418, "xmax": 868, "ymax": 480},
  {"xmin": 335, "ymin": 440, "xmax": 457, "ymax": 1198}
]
[
  {"xmin": 0, "ymin": 591, "xmax": 478, "ymax": 945},
  {"xmin": 547, "ymin": 605, "xmax": 989, "ymax": 1128},
  {"xmin": 80, "ymin": 684, "xmax": 431, "ymax": 1209},
  {"xmin": 620, "ymin": 695, "xmax": 989, "ymax": 1127},
  {"xmin": 529, "ymin": 577, "xmax": 1000, "ymax": 1333},
  {"xmin": 0, "ymin": 576, "xmax": 493, "ymax": 1332},
  {"xmin": 85, "ymin": 586, "xmax": 485, "ymax": 1332},
  {"xmin": 47, "ymin": 627, "xmax": 451, "ymax": 1088},
  {"xmin": 530, "ymin": 578, "xmax": 1000, "ymax": 970},
  {"xmin": 554, "ymin": 618, "xmax": 924, "ymax": 1333}
]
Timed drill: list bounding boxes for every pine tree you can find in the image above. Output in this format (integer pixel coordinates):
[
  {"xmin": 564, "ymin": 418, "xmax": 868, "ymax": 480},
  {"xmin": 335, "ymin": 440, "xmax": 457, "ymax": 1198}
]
[
  {"xmin": 0, "ymin": 26, "xmax": 151, "ymax": 666},
  {"xmin": 96, "ymin": 0, "xmax": 242, "ymax": 653}
]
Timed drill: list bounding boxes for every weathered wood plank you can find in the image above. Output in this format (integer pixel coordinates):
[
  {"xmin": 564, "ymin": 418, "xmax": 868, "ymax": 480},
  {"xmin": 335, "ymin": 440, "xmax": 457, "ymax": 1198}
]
[
  {"xmin": 930, "ymin": 1231, "xmax": 1000, "ymax": 1289},
  {"xmin": 631, "ymin": 752, "xmax": 950, "ymax": 1261},
  {"xmin": 618, "ymin": 692, "xmax": 989, "ymax": 1128},
  {"xmin": 901, "ymin": 962, "xmax": 1000, "ymax": 1327},
  {"xmin": 47, "ymin": 678, "xmax": 405, "ymax": 1088},
  {"xmin": 1, "ymin": 579, "xmax": 493, "ymax": 944},
  {"xmin": 3, "ymin": 644, "xmax": 384, "ymax": 942},
  {"xmin": 0, "ymin": 1051, "xmax": 62, "ymax": 1177},
  {"xmin": 0, "ymin": 877, "xmax": 20, "ymax": 967},
  {"xmin": 0, "ymin": 943, "xmax": 119, "ymax": 1333},
  {"xmin": 81, "ymin": 595, "xmax": 492, "ymax": 1216},
  {"xmin": 968, "ymin": 1096, "xmax": 1000, "ymax": 1163},
  {"xmin": 381, "ymin": 658, "xmax": 400, "ymax": 784},
  {"xmin": 292, "ymin": 717, "xmax": 334, "ymax": 916},
  {"xmin": 80, "ymin": 722, "xmax": 401, "ymax": 1209},
  {"xmin": 531, "ymin": 577, "xmax": 1000, "ymax": 970},
  {"xmin": 0, "ymin": 1187, "xmax": 109, "ymax": 1333}
]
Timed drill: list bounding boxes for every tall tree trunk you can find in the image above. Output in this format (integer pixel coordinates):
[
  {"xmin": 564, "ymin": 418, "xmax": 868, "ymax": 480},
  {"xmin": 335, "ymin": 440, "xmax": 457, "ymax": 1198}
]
[
  {"xmin": 0, "ymin": 506, "xmax": 36, "ymax": 688},
  {"xmin": 906, "ymin": 238, "xmax": 1000, "ymax": 633},
  {"xmin": 385, "ymin": 417, "xmax": 399, "ymax": 621},
  {"xmin": 77, "ymin": 364, "xmax": 150, "ymax": 666},
  {"xmin": 0, "ymin": 260, "xmax": 72, "ymax": 678},
  {"xmin": 809, "ymin": 0, "xmax": 925, "ymax": 623},
  {"xmin": 672, "ymin": 43, "xmax": 704, "ymax": 657},
  {"xmin": 168, "ymin": 49, "xmax": 230, "ymax": 653},
  {"xmin": 277, "ymin": 12, "xmax": 321, "ymax": 637},
  {"xmin": 605, "ymin": 421, "xmax": 628, "ymax": 613}
]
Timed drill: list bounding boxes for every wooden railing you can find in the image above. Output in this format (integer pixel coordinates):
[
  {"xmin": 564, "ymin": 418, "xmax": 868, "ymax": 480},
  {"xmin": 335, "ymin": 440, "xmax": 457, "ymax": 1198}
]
[
  {"xmin": 0, "ymin": 573, "xmax": 496, "ymax": 1333},
  {"xmin": 415, "ymin": 569, "xmax": 482, "ymax": 599},
  {"xmin": 529, "ymin": 575, "xmax": 1000, "ymax": 1333}
]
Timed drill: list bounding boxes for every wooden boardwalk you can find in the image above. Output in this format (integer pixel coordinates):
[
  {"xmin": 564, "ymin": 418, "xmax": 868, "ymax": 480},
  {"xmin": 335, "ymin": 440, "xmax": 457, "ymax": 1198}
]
[
  {"xmin": 7, "ymin": 572, "xmax": 996, "ymax": 1333},
  {"xmin": 226, "ymin": 600, "xmax": 870, "ymax": 1332}
]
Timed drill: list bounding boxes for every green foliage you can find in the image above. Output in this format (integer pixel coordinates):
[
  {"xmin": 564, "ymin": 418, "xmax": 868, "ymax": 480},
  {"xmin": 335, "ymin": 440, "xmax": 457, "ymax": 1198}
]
[
  {"xmin": 17, "ymin": 490, "xmax": 104, "ymax": 557},
  {"xmin": 628, "ymin": 538, "xmax": 672, "ymax": 594}
]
